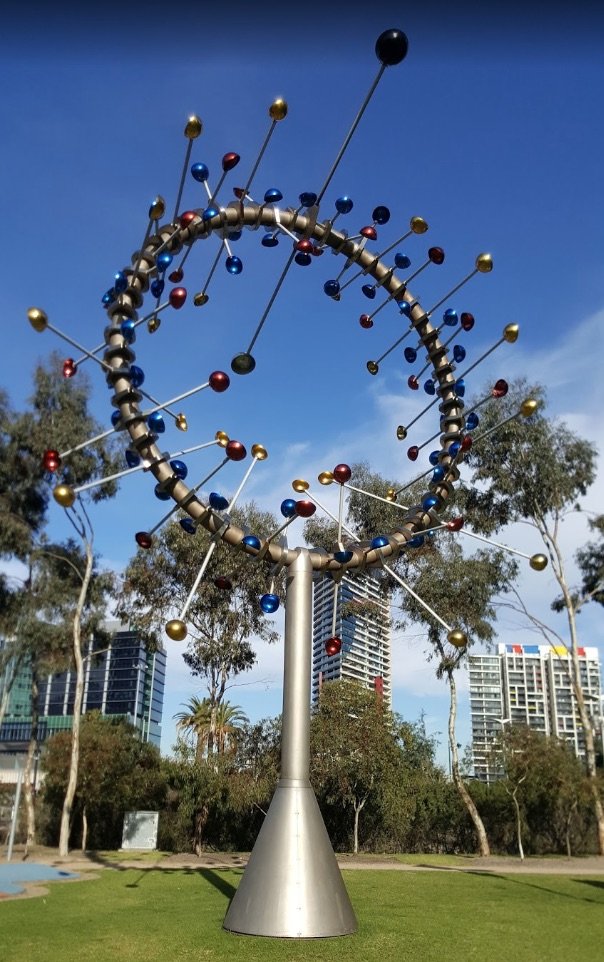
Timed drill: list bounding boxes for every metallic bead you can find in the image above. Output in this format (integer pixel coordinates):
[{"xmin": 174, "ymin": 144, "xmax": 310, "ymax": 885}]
[
  {"xmin": 135, "ymin": 531, "xmax": 153, "ymax": 549},
  {"xmin": 280, "ymin": 499, "xmax": 297, "ymax": 518},
  {"xmin": 394, "ymin": 253, "xmax": 411, "ymax": 270},
  {"xmin": 424, "ymin": 379, "xmax": 435, "ymax": 395},
  {"xmin": 148, "ymin": 412, "xmax": 165, "ymax": 433},
  {"xmin": 151, "ymin": 279, "xmax": 165, "ymax": 298},
  {"xmin": 447, "ymin": 517, "xmax": 464, "ymax": 531},
  {"xmin": 43, "ymin": 450, "xmax": 61, "ymax": 472},
  {"xmin": 299, "ymin": 192, "xmax": 317, "ymax": 207},
  {"xmin": 410, "ymin": 216, "xmax": 428, "ymax": 234},
  {"xmin": 121, "ymin": 320, "xmax": 136, "ymax": 344},
  {"xmin": 404, "ymin": 347, "xmax": 417, "ymax": 363},
  {"xmin": 460, "ymin": 435, "xmax": 472, "ymax": 452},
  {"xmin": 292, "ymin": 479, "xmax": 309, "ymax": 493},
  {"xmin": 180, "ymin": 210, "xmax": 198, "ymax": 228},
  {"xmin": 366, "ymin": 361, "xmax": 379, "ymax": 375},
  {"xmin": 154, "ymin": 484, "xmax": 171, "ymax": 501},
  {"xmin": 251, "ymin": 443, "xmax": 268, "ymax": 461},
  {"xmin": 294, "ymin": 252, "xmax": 312, "ymax": 266},
  {"xmin": 361, "ymin": 284, "xmax": 376, "ymax": 299},
  {"xmin": 169, "ymin": 268, "xmax": 184, "ymax": 283},
  {"xmin": 333, "ymin": 464, "xmax": 351, "ymax": 484},
  {"xmin": 461, "ymin": 312, "xmax": 475, "ymax": 331},
  {"xmin": 184, "ymin": 116, "xmax": 203, "ymax": 139},
  {"xmin": 209, "ymin": 492, "xmax": 229, "ymax": 511},
  {"xmin": 125, "ymin": 449, "xmax": 141, "ymax": 468},
  {"xmin": 324, "ymin": 280, "xmax": 340, "ymax": 297},
  {"xmin": 231, "ymin": 352, "xmax": 256, "ymax": 375},
  {"xmin": 359, "ymin": 314, "xmax": 373, "ymax": 329},
  {"xmin": 130, "ymin": 365, "xmax": 145, "ymax": 388},
  {"xmin": 492, "ymin": 378, "xmax": 508, "ymax": 398},
  {"xmin": 157, "ymin": 252, "xmax": 173, "ymax": 271},
  {"xmin": 149, "ymin": 196, "xmax": 165, "ymax": 220},
  {"xmin": 429, "ymin": 451, "xmax": 440, "ymax": 466},
  {"xmin": 225, "ymin": 255, "xmax": 243, "ymax": 275},
  {"xmin": 466, "ymin": 412, "xmax": 479, "ymax": 431},
  {"xmin": 166, "ymin": 619, "xmax": 188, "ymax": 641},
  {"xmin": 375, "ymin": 28, "xmax": 409, "ymax": 66},
  {"xmin": 222, "ymin": 151, "xmax": 240, "ymax": 172},
  {"xmin": 193, "ymin": 292, "xmax": 209, "ymax": 307},
  {"xmin": 191, "ymin": 162, "xmax": 209, "ymax": 182},
  {"xmin": 169, "ymin": 287, "xmax": 187, "ymax": 309},
  {"xmin": 372, "ymin": 205, "xmax": 390, "ymax": 225},
  {"xmin": 407, "ymin": 446, "xmax": 419, "ymax": 461},
  {"xmin": 260, "ymin": 593, "xmax": 280, "ymax": 614},
  {"xmin": 226, "ymin": 440, "xmax": 246, "ymax": 461},
  {"xmin": 214, "ymin": 576, "xmax": 233, "ymax": 591},
  {"xmin": 386, "ymin": 488, "xmax": 397, "ymax": 502},
  {"xmin": 180, "ymin": 518, "xmax": 196, "ymax": 535},
  {"xmin": 53, "ymin": 484, "xmax": 75, "ymax": 508},
  {"xmin": 262, "ymin": 233, "xmax": 279, "ymax": 248},
  {"xmin": 396, "ymin": 426, "xmax": 407, "ymax": 441},
  {"xmin": 202, "ymin": 205, "xmax": 219, "ymax": 221},
  {"xmin": 111, "ymin": 411, "xmax": 122, "ymax": 427},
  {"xmin": 449, "ymin": 441, "xmax": 461, "ymax": 457},
  {"xmin": 443, "ymin": 308, "xmax": 458, "ymax": 326},
  {"xmin": 264, "ymin": 188, "xmax": 283, "ymax": 203},
  {"xmin": 318, "ymin": 471, "xmax": 334, "ymax": 485},
  {"xmin": 453, "ymin": 345, "xmax": 466, "ymax": 363},
  {"xmin": 454, "ymin": 378, "xmax": 465, "ymax": 398},
  {"xmin": 334, "ymin": 551, "xmax": 353, "ymax": 564},
  {"xmin": 504, "ymin": 323, "xmax": 519, "ymax": 343},
  {"xmin": 360, "ymin": 226, "xmax": 377, "ymax": 241},
  {"xmin": 215, "ymin": 430, "xmax": 229, "ymax": 447},
  {"xmin": 432, "ymin": 466, "xmax": 445, "ymax": 482},
  {"xmin": 447, "ymin": 629, "xmax": 467, "ymax": 648},
  {"xmin": 209, "ymin": 370, "xmax": 230, "ymax": 393},
  {"xmin": 428, "ymin": 247, "xmax": 445, "ymax": 265},
  {"xmin": 399, "ymin": 300, "xmax": 412, "ymax": 317},
  {"xmin": 422, "ymin": 494, "xmax": 439, "ymax": 510},
  {"xmin": 63, "ymin": 359, "xmax": 77, "ymax": 378},
  {"xmin": 335, "ymin": 196, "xmax": 353, "ymax": 214},
  {"xmin": 408, "ymin": 535, "xmax": 424, "ymax": 548},
  {"xmin": 520, "ymin": 398, "xmax": 538, "ymax": 417},
  {"xmin": 295, "ymin": 500, "xmax": 316, "ymax": 518},
  {"xmin": 242, "ymin": 535, "xmax": 261, "ymax": 550},
  {"xmin": 475, "ymin": 253, "xmax": 493, "ymax": 273},
  {"xmin": 170, "ymin": 459, "xmax": 188, "ymax": 480},
  {"xmin": 269, "ymin": 98, "xmax": 288, "ymax": 121},
  {"xmin": 176, "ymin": 413, "xmax": 188, "ymax": 432},
  {"xmin": 408, "ymin": 375, "xmax": 419, "ymax": 391},
  {"xmin": 530, "ymin": 553, "xmax": 548, "ymax": 571},
  {"xmin": 324, "ymin": 636, "xmax": 342, "ymax": 656},
  {"xmin": 371, "ymin": 536, "xmax": 389, "ymax": 549}
]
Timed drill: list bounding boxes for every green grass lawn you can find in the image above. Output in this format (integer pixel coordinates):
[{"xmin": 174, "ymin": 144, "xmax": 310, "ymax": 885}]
[{"xmin": 1, "ymin": 866, "xmax": 603, "ymax": 962}]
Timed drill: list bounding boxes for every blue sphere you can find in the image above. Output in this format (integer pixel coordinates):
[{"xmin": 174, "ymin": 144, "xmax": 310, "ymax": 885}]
[
  {"xmin": 429, "ymin": 450, "xmax": 440, "ymax": 466},
  {"xmin": 466, "ymin": 412, "xmax": 479, "ymax": 431},
  {"xmin": 242, "ymin": 534, "xmax": 261, "ymax": 550},
  {"xmin": 408, "ymin": 535, "xmax": 425, "ymax": 548},
  {"xmin": 261, "ymin": 233, "xmax": 279, "ymax": 247},
  {"xmin": 361, "ymin": 284, "xmax": 376, "ymax": 299},
  {"xmin": 148, "ymin": 411, "xmax": 165, "ymax": 434},
  {"xmin": 157, "ymin": 252, "xmax": 173, "ymax": 271},
  {"xmin": 455, "ymin": 378, "xmax": 465, "ymax": 398},
  {"xmin": 324, "ymin": 279, "xmax": 340, "ymax": 297},
  {"xmin": 371, "ymin": 535, "xmax": 389, "ymax": 549},
  {"xmin": 399, "ymin": 300, "xmax": 412, "ymax": 316},
  {"xmin": 264, "ymin": 187, "xmax": 283, "ymax": 203},
  {"xmin": 130, "ymin": 365, "xmax": 145, "ymax": 388},
  {"xmin": 334, "ymin": 550, "xmax": 354, "ymax": 564},
  {"xmin": 154, "ymin": 484, "xmax": 171, "ymax": 501},
  {"xmin": 280, "ymin": 498, "xmax": 297, "ymax": 518},
  {"xmin": 453, "ymin": 344, "xmax": 466, "ymax": 363},
  {"xmin": 394, "ymin": 253, "xmax": 411, "ymax": 270},
  {"xmin": 422, "ymin": 494, "xmax": 439, "ymax": 511},
  {"xmin": 121, "ymin": 319, "xmax": 136, "ymax": 344},
  {"xmin": 209, "ymin": 492, "xmax": 229, "ymax": 511},
  {"xmin": 180, "ymin": 518, "xmax": 196, "ymax": 534},
  {"xmin": 404, "ymin": 347, "xmax": 417, "ymax": 364},
  {"xmin": 443, "ymin": 308, "xmax": 458, "ymax": 326},
  {"xmin": 111, "ymin": 410, "xmax": 122, "ymax": 427},
  {"xmin": 125, "ymin": 449, "xmax": 140, "ymax": 468},
  {"xmin": 372, "ymin": 205, "xmax": 390, "ymax": 225},
  {"xmin": 114, "ymin": 271, "xmax": 127, "ymax": 293},
  {"xmin": 424, "ymin": 379, "xmax": 436, "ymax": 395},
  {"xmin": 226, "ymin": 255, "xmax": 243, "ymax": 275},
  {"xmin": 170, "ymin": 459, "xmax": 188, "ymax": 480},
  {"xmin": 449, "ymin": 441, "xmax": 461, "ymax": 457},
  {"xmin": 335, "ymin": 196, "xmax": 353, "ymax": 214},
  {"xmin": 295, "ymin": 252, "xmax": 312, "ymax": 266},
  {"xmin": 228, "ymin": 230, "xmax": 242, "ymax": 242},
  {"xmin": 102, "ymin": 290, "xmax": 114, "ymax": 306},
  {"xmin": 260, "ymin": 593, "xmax": 280, "ymax": 614},
  {"xmin": 203, "ymin": 205, "xmax": 219, "ymax": 221},
  {"xmin": 150, "ymin": 278, "xmax": 165, "ymax": 298},
  {"xmin": 191, "ymin": 162, "xmax": 209, "ymax": 182},
  {"xmin": 299, "ymin": 191, "xmax": 317, "ymax": 207},
  {"xmin": 432, "ymin": 465, "xmax": 446, "ymax": 483}
]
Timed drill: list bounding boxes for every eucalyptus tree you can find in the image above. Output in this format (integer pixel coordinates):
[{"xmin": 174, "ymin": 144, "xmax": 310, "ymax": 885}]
[{"xmin": 459, "ymin": 379, "xmax": 604, "ymax": 853}]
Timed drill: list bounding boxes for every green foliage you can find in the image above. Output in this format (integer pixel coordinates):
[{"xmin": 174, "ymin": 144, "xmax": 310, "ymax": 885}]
[
  {"xmin": 174, "ymin": 697, "xmax": 248, "ymax": 760},
  {"xmin": 40, "ymin": 713, "xmax": 165, "ymax": 849},
  {"xmin": 573, "ymin": 513, "xmax": 604, "ymax": 608}
]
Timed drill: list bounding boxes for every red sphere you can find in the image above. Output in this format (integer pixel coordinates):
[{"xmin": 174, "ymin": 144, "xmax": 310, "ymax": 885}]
[
  {"xmin": 180, "ymin": 210, "xmax": 197, "ymax": 227},
  {"xmin": 428, "ymin": 246, "xmax": 445, "ymax": 265},
  {"xmin": 310, "ymin": 244, "xmax": 323, "ymax": 256},
  {"xmin": 63, "ymin": 358, "xmax": 77, "ymax": 378},
  {"xmin": 232, "ymin": 187, "xmax": 245, "ymax": 199},
  {"xmin": 295, "ymin": 500, "xmax": 316, "ymax": 518},
  {"xmin": 447, "ymin": 517, "xmax": 464, "ymax": 532},
  {"xmin": 295, "ymin": 238, "xmax": 313, "ymax": 253},
  {"xmin": 492, "ymin": 378, "xmax": 508, "ymax": 398},
  {"xmin": 209, "ymin": 370, "xmax": 230, "ymax": 393},
  {"xmin": 222, "ymin": 151, "xmax": 240, "ymax": 172},
  {"xmin": 43, "ymin": 449, "xmax": 61, "ymax": 472},
  {"xmin": 214, "ymin": 576, "xmax": 233, "ymax": 591},
  {"xmin": 460, "ymin": 312, "xmax": 475, "ymax": 331},
  {"xmin": 135, "ymin": 531, "xmax": 153, "ymax": 549},
  {"xmin": 460, "ymin": 435, "xmax": 473, "ymax": 452},
  {"xmin": 169, "ymin": 287, "xmax": 187, "ymax": 309},
  {"xmin": 333, "ymin": 463, "xmax": 352, "ymax": 485},
  {"xmin": 360, "ymin": 225, "xmax": 377, "ymax": 241},
  {"xmin": 407, "ymin": 446, "xmax": 419, "ymax": 462},
  {"xmin": 226, "ymin": 440, "xmax": 247, "ymax": 461},
  {"xmin": 408, "ymin": 375, "xmax": 419, "ymax": 390},
  {"xmin": 169, "ymin": 268, "xmax": 184, "ymax": 283},
  {"xmin": 324, "ymin": 636, "xmax": 342, "ymax": 657},
  {"xmin": 359, "ymin": 314, "xmax": 373, "ymax": 329}
]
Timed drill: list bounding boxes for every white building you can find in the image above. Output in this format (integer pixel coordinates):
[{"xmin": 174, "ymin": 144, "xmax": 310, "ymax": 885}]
[
  {"xmin": 312, "ymin": 571, "xmax": 392, "ymax": 707},
  {"xmin": 469, "ymin": 643, "xmax": 602, "ymax": 782}
]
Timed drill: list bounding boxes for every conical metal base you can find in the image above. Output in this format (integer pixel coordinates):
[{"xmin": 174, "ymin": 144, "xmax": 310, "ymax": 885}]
[{"xmin": 223, "ymin": 777, "xmax": 357, "ymax": 938}]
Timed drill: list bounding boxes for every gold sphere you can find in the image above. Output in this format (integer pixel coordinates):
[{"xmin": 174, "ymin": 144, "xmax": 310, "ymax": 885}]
[
  {"xmin": 520, "ymin": 398, "xmax": 538, "ymax": 418},
  {"xmin": 193, "ymin": 291, "xmax": 209, "ymax": 307},
  {"xmin": 318, "ymin": 471, "xmax": 334, "ymax": 486},
  {"xmin": 175, "ymin": 413, "xmax": 188, "ymax": 432},
  {"xmin": 447, "ymin": 629, "xmax": 468, "ymax": 649},
  {"xmin": 396, "ymin": 425, "xmax": 407, "ymax": 441},
  {"xmin": 367, "ymin": 360, "xmax": 379, "ymax": 376},
  {"xmin": 292, "ymin": 478, "xmax": 309, "ymax": 493},
  {"xmin": 184, "ymin": 115, "xmax": 203, "ymax": 139},
  {"xmin": 165, "ymin": 619, "xmax": 188, "ymax": 641},
  {"xmin": 53, "ymin": 484, "xmax": 76, "ymax": 508},
  {"xmin": 251, "ymin": 443, "xmax": 268, "ymax": 461},
  {"xmin": 386, "ymin": 488, "xmax": 397, "ymax": 502},
  {"xmin": 410, "ymin": 216, "xmax": 428, "ymax": 234},
  {"xmin": 503, "ymin": 323, "xmax": 519, "ymax": 343},
  {"xmin": 215, "ymin": 430, "xmax": 229, "ymax": 447},
  {"xmin": 475, "ymin": 253, "xmax": 493, "ymax": 273},
  {"xmin": 27, "ymin": 307, "xmax": 48, "ymax": 333},
  {"xmin": 529, "ymin": 553, "xmax": 548, "ymax": 571},
  {"xmin": 148, "ymin": 195, "xmax": 165, "ymax": 220},
  {"xmin": 147, "ymin": 316, "xmax": 161, "ymax": 333},
  {"xmin": 269, "ymin": 98, "xmax": 288, "ymax": 121}
]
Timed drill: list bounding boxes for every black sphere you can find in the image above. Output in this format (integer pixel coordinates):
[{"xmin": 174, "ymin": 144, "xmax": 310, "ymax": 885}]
[{"xmin": 375, "ymin": 28, "xmax": 409, "ymax": 66}]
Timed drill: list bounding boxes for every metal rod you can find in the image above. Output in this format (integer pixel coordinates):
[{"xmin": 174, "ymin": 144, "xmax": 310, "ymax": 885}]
[
  {"xmin": 242, "ymin": 120, "xmax": 277, "ymax": 198},
  {"xmin": 280, "ymin": 549, "xmax": 313, "ymax": 779},
  {"xmin": 246, "ymin": 250, "xmax": 296, "ymax": 353},
  {"xmin": 381, "ymin": 561, "xmax": 452, "ymax": 632},
  {"xmin": 172, "ymin": 138, "xmax": 194, "ymax": 222}
]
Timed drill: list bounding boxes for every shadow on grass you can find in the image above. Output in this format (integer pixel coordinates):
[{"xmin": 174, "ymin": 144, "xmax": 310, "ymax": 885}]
[
  {"xmin": 574, "ymin": 879, "xmax": 604, "ymax": 891},
  {"xmin": 82, "ymin": 852, "xmax": 242, "ymax": 901},
  {"xmin": 414, "ymin": 864, "xmax": 603, "ymax": 905}
]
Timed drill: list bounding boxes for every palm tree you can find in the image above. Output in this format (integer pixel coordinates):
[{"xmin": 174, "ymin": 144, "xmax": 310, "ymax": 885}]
[{"xmin": 174, "ymin": 697, "xmax": 248, "ymax": 761}]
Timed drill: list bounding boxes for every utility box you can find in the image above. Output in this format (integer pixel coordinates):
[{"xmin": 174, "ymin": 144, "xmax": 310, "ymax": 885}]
[{"xmin": 121, "ymin": 811, "xmax": 159, "ymax": 850}]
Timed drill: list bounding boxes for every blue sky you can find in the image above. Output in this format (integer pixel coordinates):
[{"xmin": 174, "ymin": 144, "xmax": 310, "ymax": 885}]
[{"xmin": 2, "ymin": 2, "xmax": 603, "ymax": 767}]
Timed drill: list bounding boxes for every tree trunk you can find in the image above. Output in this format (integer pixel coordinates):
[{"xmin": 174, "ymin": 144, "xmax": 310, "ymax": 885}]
[
  {"xmin": 59, "ymin": 538, "xmax": 93, "ymax": 857},
  {"xmin": 511, "ymin": 788, "xmax": 524, "ymax": 860},
  {"xmin": 23, "ymin": 666, "xmax": 40, "ymax": 856},
  {"xmin": 447, "ymin": 666, "xmax": 491, "ymax": 856},
  {"xmin": 81, "ymin": 807, "xmax": 88, "ymax": 853},
  {"xmin": 352, "ymin": 796, "xmax": 367, "ymax": 855}
]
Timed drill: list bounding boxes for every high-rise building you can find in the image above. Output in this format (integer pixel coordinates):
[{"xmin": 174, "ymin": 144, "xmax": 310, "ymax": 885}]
[
  {"xmin": 469, "ymin": 643, "xmax": 602, "ymax": 782},
  {"xmin": 0, "ymin": 623, "xmax": 166, "ymax": 777},
  {"xmin": 312, "ymin": 570, "xmax": 392, "ymax": 706}
]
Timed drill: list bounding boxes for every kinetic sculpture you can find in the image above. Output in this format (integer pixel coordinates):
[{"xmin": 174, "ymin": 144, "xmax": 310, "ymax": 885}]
[{"xmin": 28, "ymin": 28, "xmax": 546, "ymax": 938}]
